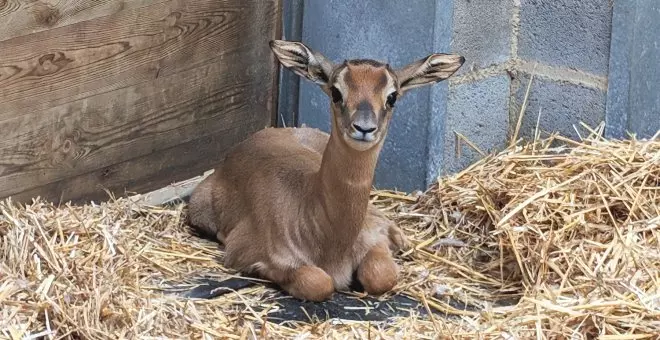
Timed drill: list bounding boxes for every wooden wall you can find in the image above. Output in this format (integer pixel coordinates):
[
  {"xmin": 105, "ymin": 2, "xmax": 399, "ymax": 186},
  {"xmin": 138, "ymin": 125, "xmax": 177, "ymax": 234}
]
[{"xmin": 0, "ymin": 0, "xmax": 282, "ymax": 204}]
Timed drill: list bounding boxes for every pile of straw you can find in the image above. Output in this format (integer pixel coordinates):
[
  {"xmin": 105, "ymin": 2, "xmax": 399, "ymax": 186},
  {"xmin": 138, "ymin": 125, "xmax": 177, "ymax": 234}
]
[
  {"xmin": 1, "ymin": 128, "xmax": 658, "ymax": 339},
  {"xmin": 404, "ymin": 128, "xmax": 660, "ymax": 337}
]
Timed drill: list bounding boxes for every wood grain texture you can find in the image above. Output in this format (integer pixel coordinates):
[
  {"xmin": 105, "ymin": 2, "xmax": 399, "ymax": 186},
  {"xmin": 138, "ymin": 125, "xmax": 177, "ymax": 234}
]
[
  {"xmin": 0, "ymin": 0, "xmax": 167, "ymax": 42},
  {"xmin": 0, "ymin": 0, "xmax": 282, "ymax": 203},
  {"xmin": 11, "ymin": 123, "xmax": 263, "ymax": 204},
  {"xmin": 0, "ymin": 0, "xmax": 279, "ymax": 115}
]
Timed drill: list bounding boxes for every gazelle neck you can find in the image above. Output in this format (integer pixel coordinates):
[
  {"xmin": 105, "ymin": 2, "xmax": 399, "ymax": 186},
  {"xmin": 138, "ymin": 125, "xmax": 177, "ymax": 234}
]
[{"xmin": 317, "ymin": 126, "xmax": 382, "ymax": 241}]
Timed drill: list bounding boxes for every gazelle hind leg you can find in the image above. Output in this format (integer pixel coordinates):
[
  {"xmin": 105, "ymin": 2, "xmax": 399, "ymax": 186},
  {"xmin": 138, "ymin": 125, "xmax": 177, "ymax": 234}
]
[
  {"xmin": 187, "ymin": 177, "xmax": 219, "ymax": 239},
  {"xmin": 388, "ymin": 224, "xmax": 411, "ymax": 251},
  {"xmin": 366, "ymin": 204, "xmax": 411, "ymax": 251}
]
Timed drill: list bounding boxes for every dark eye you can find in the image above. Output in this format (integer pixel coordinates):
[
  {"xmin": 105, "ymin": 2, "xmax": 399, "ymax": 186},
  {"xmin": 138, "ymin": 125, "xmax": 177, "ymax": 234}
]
[
  {"xmin": 386, "ymin": 92, "xmax": 398, "ymax": 107},
  {"xmin": 330, "ymin": 86, "xmax": 343, "ymax": 104}
]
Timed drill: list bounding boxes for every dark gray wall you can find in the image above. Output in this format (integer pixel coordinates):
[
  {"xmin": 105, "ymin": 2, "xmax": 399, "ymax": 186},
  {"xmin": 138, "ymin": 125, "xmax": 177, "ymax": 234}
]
[
  {"xmin": 606, "ymin": 0, "xmax": 660, "ymax": 140},
  {"xmin": 277, "ymin": 0, "xmax": 304, "ymax": 128}
]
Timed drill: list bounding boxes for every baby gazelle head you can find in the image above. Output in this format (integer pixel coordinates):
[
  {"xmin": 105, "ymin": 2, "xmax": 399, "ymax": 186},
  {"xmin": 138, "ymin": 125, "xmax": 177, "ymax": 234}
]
[{"xmin": 270, "ymin": 40, "xmax": 465, "ymax": 151}]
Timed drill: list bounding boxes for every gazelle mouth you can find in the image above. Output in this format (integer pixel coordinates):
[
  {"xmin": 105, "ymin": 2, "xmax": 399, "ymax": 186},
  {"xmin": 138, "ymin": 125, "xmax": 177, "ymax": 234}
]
[{"xmin": 349, "ymin": 131, "xmax": 376, "ymax": 143}]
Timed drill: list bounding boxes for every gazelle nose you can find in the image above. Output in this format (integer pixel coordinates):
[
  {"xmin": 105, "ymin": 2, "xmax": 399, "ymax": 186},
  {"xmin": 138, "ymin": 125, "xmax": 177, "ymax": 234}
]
[{"xmin": 352, "ymin": 123, "xmax": 377, "ymax": 134}]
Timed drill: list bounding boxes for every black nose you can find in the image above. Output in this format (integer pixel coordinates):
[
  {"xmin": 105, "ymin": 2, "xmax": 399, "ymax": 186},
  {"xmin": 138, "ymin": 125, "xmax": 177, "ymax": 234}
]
[{"xmin": 352, "ymin": 123, "xmax": 376, "ymax": 134}]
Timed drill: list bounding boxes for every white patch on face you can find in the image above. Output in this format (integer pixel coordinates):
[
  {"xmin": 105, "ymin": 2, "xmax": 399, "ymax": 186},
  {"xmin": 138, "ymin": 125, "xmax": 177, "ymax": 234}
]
[
  {"xmin": 334, "ymin": 67, "xmax": 350, "ymax": 99},
  {"xmin": 383, "ymin": 72, "xmax": 397, "ymax": 104}
]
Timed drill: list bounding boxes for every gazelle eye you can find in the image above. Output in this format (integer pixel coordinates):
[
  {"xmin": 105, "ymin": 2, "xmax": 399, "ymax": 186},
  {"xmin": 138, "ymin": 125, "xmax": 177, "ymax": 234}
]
[
  {"xmin": 330, "ymin": 86, "xmax": 343, "ymax": 104},
  {"xmin": 386, "ymin": 92, "xmax": 398, "ymax": 107}
]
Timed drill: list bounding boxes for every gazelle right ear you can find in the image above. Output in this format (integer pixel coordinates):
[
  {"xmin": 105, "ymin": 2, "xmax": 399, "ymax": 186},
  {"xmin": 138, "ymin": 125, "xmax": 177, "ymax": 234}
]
[
  {"xmin": 395, "ymin": 53, "xmax": 465, "ymax": 93},
  {"xmin": 269, "ymin": 40, "xmax": 335, "ymax": 86}
]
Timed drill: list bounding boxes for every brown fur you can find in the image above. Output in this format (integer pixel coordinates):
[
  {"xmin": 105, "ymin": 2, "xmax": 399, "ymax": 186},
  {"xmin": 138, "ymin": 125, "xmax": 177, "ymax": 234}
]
[{"xmin": 187, "ymin": 40, "xmax": 464, "ymax": 301}]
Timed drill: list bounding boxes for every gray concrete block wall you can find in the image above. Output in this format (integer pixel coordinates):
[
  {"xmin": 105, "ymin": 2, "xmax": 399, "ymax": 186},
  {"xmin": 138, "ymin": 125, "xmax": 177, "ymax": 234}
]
[
  {"xmin": 514, "ymin": 76, "xmax": 607, "ymax": 140},
  {"xmin": 444, "ymin": 75, "xmax": 511, "ymax": 174},
  {"xmin": 437, "ymin": 0, "xmax": 611, "ymax": 179},
  {"xmin": 451, "ymin": 0, "xmax": 513, "ymax": 75},
  {"xmin": 518, "ymin": 0, "xmax": 613, "ymax": 76},
  {"xmin": 441, "ymin": 0, "xmax": 516, "ymax": 179},
  {"xmin": 508, "ymin": 0, "xmax": 612, "ymax": 143},
  {"xmin": 279, "ymin": 0, "xmax": 658, "ymax": 192}
]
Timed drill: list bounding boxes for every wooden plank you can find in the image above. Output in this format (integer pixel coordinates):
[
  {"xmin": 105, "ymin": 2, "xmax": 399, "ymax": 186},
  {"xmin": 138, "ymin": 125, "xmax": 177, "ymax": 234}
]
[
  {"xmin": 11, "ymin": 123, "xmax": 263, "ymax": 204},
  {"xmin": 0, "ymin": 0, "xmax": 282, "ymax": 203},
  {"xmin": 0, "ymin": 0, "xmax": 167, "ymax": 43},
  {"xmin": 0, "ymin": 0, "xmax": 278, "ymax": 117},
  {"xmin": 0, "ymin": 52, "xmax": 272, "ymax": 197}
]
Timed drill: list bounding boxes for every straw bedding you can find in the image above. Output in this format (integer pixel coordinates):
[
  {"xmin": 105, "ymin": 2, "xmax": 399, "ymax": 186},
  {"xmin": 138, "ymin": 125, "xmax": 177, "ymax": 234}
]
[{"xmin": 1, "ymin": 129, "xmax": 658, "ymax": 339}]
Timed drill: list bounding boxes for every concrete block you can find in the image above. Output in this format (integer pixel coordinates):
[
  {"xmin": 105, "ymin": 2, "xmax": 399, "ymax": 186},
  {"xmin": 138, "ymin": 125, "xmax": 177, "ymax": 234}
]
[
  {"xmin": 442, "ymin": 75, "xmax": 511, "ymax": 175},
  {"xmin": 514, "ymin": 75, "xmax": 607, "ymax": 141},
  {"xmin": 452, "ymin": 0, "xmax": 513, "ymax": 75},
  {"xmin": 518, "ymin": 0, "xmax": 613, "ymax": 76},
  {"xmin": 298, "ymin": 0, "xmax": 439, "ymax": 192}
]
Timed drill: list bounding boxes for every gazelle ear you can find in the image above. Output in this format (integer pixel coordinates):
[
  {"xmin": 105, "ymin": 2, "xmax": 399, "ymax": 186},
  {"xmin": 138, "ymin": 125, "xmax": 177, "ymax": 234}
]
[
  {"xmin": 395, "ymin": 53, "xmax": 465, "ymax": 93},
  {"xmin": 269, "ymin": 40, "xmax": 335, "ymax": 86}
]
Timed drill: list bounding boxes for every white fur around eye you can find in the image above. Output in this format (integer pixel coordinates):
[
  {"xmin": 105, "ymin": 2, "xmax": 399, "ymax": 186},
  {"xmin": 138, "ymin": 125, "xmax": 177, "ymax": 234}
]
[
  {"xmin": 383, "ymin": 87, "xmax": 397, "ymax": 101},
  {"xmin": 334, "ymin": 68, "xmax": 349, "ymax": 97},
  {"xmin": 382, "ymin": 73, "xmax": 397, "ymax": 104}
]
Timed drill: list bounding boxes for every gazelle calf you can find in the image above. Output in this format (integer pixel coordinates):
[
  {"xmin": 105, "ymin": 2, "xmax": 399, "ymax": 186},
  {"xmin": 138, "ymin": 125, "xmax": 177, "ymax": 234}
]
[{"xmin": 188, "ymin": 40, "xmax": 464, "ymax": 301}]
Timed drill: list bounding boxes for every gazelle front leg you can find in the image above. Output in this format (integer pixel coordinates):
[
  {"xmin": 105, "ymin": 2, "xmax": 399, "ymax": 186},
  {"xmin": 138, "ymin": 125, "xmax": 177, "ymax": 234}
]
[
  {"xmin": 256, "ymin": 264, "xmax": 335, "ymax": 302},
  {"xmin": 357, "ymin": 242, "xmax": 398, "ymax": 295},
  {"xmin": 283, "ymin": 266, "xmax": 335, "ymax": 301}
]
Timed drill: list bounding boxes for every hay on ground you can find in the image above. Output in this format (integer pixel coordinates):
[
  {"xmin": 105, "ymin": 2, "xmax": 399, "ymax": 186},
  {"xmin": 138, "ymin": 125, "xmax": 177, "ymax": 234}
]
[{"xmin": 1, "ymin": 128, "xmax": 658, "ymax": 339}]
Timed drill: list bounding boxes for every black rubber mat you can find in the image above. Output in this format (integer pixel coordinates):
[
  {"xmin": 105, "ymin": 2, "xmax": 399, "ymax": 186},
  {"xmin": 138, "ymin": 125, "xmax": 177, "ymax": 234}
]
[
  {"xmin": 167, "ymin": 276, "xmax": 479, "ymax": 324},
  {"xmin": 264, "ymin": 291, "xmax": 430, "ymax": 324}
]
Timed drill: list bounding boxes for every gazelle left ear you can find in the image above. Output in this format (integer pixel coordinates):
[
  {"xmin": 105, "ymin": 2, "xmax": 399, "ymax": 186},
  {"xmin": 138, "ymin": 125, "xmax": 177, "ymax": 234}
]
[
  {"xmin": 395, "ymin": 54, "xmax": 465, "ymax": 93},
  {"xmin": 269, "ymin": 40, "xmax": 335, "ymax": 86}
]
